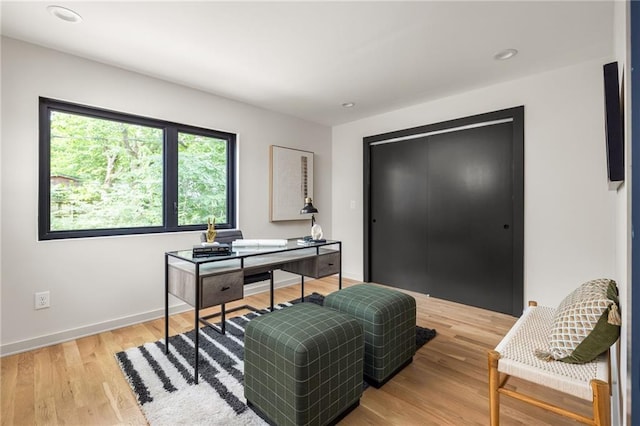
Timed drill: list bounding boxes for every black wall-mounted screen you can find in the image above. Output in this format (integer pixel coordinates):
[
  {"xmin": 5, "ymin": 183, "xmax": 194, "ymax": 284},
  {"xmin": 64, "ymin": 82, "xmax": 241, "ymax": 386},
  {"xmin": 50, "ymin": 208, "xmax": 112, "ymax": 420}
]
[{"xmin": 603, "ymin": 61, "xmax": 624, "ymax": 188}]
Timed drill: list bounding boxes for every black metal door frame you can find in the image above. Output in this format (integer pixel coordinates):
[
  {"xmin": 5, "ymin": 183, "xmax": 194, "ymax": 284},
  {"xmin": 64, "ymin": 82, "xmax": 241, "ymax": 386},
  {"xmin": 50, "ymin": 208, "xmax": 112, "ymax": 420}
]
[{"xmin": 363, "ymin": 106, "xmax": 524, "ymax": 315}]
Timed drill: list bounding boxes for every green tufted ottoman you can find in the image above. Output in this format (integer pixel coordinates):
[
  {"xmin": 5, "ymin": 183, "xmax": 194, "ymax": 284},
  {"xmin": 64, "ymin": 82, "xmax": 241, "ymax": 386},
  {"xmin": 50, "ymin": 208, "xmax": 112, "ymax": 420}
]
[
  {"xmin": 324, "ymin": 283, "xmax": 416, "ymax": 387},
  {"xmin": 244, "ymin": 302, "xmax": 364, "ymax": 426}
]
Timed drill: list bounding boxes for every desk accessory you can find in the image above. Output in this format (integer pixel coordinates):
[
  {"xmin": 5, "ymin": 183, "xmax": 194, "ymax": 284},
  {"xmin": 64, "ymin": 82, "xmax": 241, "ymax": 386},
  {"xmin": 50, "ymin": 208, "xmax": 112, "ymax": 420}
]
[
  {"xmin": 297, "ymin": 235, "xmax": 326, "ymax": 245},
  {"xmin": 300, "ymin": 197, "xmax": 318, "ymax": 227},
  {"xmin": 205, "ymin": 217, "xmax": 217, "ymax": 242},
  {"xmin": 192, "ymin": 243, "xmax": 230, "ymax": 257},
  {"xmin": 231, "ymin": 239, "xmax": 287, "ymax": 248},
  {"xmin": 300, "ymin": 197, "xmax": 324, "ymax": 243},
  {"xmin": 311, "ymin": 223, "xmax": 323, "ymax": 240}
]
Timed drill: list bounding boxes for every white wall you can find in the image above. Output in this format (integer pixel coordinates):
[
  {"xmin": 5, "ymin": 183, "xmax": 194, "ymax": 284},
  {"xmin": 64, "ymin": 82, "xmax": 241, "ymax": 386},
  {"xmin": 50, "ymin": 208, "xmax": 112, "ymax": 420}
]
[
  {"xmin": 332, "ymin": 57, "xmax": 618, "ymax": 308},
  {"xmin": 0, "ymin": 37, "xmax": 332, "ymax": 355}
]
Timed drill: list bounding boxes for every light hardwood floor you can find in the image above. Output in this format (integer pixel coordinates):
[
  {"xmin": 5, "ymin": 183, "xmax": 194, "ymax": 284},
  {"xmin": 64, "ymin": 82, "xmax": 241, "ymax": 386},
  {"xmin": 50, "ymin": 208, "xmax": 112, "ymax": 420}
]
[{"xmin": 1, "ymin": 277, "xmax": 593, "ymax": 425}]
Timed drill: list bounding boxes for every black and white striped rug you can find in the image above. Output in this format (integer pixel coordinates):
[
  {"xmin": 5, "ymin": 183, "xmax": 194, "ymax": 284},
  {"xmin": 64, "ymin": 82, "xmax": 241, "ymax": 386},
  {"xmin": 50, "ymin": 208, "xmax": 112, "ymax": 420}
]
[{"xmin": 116, "ymin": 297, "xmax": 436, "ymax": 425}]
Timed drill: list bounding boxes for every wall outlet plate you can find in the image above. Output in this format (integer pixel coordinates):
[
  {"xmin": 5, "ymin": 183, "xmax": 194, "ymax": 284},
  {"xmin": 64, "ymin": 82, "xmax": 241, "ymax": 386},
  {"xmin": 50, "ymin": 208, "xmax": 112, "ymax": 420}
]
[{"xmin": 35, "ymin": 291, "xmax": 50, "ymax": 310}]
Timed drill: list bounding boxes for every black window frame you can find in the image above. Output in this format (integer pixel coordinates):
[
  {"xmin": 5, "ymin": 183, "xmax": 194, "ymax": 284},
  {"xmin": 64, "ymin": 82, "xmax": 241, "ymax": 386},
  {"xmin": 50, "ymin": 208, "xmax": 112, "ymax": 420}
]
[{"xmin": 39, "ymin": 97, "xmax": 236, "ymax": 240}]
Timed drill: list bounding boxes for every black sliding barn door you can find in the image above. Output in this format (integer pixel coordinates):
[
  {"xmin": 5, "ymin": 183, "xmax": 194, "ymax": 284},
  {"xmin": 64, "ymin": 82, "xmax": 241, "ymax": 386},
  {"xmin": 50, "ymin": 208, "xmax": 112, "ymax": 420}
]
[
  {"xmin": 370, "ymin": 138, "xmax": 430, "ymax": 293},
  {"xmin": 367, "ymin": 110, "xmax": 523, "ymax": 316}
]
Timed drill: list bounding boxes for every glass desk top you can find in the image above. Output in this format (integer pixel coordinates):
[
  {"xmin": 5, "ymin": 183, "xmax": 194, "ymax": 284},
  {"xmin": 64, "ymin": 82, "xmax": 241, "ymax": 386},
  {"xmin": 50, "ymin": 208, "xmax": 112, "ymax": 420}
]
[{"xmin": 166, "ymin": 238, "xmax": 340, "ymax": 264}]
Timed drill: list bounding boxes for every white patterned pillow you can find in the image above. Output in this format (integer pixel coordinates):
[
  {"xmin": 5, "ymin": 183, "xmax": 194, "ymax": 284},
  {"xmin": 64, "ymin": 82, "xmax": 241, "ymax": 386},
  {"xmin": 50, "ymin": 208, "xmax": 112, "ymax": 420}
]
[{"xmin": 536, "ymin": 278, "xmax": 620, "ymax": 364}]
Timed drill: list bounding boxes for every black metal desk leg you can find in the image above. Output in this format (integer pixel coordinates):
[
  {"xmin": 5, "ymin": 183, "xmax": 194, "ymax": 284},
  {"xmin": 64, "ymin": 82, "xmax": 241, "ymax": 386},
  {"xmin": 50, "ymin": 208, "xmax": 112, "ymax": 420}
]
[
  {"xmin": 194, "ymin": 308, "xmax": 199, "ymax": 384},
  {"xmin": 194, "ymin": 264, "xmax": 200, "ymax": 384},
  {"xmin": 301, "ymin": 276, "xmax": 305, "ymax": 302},
  {"xmin": 165, "ymin": 254, "xmax": 169, "ymax": 353},
  {"xmin": 339, "ymin": 242, "xmax": 343, "ymax": 289},
  {"xmin": 221, "ymin": 303, "xmax": 226, "ymax": 334},
  {"xmin": 270, "ymin": 274, "xmax": 274, "ymax": 311}
]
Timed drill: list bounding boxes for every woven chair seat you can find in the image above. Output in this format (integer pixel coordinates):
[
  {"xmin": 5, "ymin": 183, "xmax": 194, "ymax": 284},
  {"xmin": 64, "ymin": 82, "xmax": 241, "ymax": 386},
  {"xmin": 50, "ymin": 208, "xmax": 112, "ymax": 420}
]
[
  {"xmin": 495, "ymin": 305, "xmax": 608, "ymax": 401},
  {"xmin": 489, "ymin": 301, "xmax": 611, "ymax": 425}
]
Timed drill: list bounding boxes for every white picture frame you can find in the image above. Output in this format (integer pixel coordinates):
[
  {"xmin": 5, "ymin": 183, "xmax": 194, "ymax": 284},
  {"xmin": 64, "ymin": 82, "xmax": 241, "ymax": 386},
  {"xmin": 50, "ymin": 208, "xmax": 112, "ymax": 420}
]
[{"xmin": 270, "ymin": 145, "xmax": 314, "ymax": 221}]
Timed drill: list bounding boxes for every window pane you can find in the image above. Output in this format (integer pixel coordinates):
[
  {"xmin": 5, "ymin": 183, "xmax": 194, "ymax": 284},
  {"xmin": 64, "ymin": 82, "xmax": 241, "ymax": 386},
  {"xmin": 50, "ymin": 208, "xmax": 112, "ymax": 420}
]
[
  {"xmin": 49, "ymin": 111, "xmax": 163, "ymax": 231},
  {"xmin": 40, "ymin": 98, "xmax": 237, "ymax": 239},
  {"xmin": 178, "ymin": 132, "xmax": 228, "ymax": 226}
]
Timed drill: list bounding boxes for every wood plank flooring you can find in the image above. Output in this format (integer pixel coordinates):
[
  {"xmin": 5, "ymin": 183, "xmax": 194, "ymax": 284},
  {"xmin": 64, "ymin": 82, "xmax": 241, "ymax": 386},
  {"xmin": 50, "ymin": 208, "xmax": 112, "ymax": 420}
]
[{"xmin": 1, "ymin": 277, "xmax": 593, "ymax": 425}]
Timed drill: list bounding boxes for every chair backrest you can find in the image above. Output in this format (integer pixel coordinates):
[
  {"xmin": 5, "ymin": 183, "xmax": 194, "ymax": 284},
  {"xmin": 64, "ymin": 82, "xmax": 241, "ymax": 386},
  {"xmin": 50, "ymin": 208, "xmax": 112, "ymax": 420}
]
[
  {"xmin": 201, "ymin": 229, "xmax": 243, "ymax": 244},
  {"xmin": 214, "ymin": 229, "xmax": 243, "ymax": 244},
  {"xmin": 200, "ymin": 229, "xmax": 271, "ymax": 284}
]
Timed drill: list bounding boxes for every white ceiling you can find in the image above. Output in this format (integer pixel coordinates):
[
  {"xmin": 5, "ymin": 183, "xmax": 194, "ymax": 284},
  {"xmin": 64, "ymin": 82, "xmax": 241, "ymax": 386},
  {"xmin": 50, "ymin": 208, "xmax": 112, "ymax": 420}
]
[{"xmin": 1, "ymin": 1, "xmax": 614, "ymax": 126}]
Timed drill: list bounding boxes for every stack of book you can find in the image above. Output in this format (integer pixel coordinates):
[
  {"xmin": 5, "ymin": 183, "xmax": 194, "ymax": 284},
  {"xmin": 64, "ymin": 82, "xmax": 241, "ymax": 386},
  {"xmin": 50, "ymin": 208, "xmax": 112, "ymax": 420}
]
[
  {"xmin": 297, "ymin": 237, "xmax": 327, "ymax": 245},
  {"xmin": 192, "ymin": 243, "xmax": 231, "ymax": 258}
]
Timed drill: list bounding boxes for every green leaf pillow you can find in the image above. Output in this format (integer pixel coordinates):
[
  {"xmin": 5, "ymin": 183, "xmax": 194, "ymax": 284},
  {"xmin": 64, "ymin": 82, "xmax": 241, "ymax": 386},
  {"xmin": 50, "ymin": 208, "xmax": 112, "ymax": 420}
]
[{"xmin": 536, "ymin": 278, "xmax": 621, "ymax": 364}]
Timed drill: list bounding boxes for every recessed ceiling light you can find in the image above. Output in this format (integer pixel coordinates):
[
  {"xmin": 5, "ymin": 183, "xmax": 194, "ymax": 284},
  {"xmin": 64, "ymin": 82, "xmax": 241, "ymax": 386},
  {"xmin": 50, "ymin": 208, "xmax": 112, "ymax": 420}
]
[
  {"xmin": 494, "ymin": 49, "xmax": 518, "ymax": 61},
  {"xmin": 341, "ymin": 102, "xmax": 355, "ymax": 108},
  {"xmin": 47, "ymin": 5, "xmax": 83, "ymax": 23}
]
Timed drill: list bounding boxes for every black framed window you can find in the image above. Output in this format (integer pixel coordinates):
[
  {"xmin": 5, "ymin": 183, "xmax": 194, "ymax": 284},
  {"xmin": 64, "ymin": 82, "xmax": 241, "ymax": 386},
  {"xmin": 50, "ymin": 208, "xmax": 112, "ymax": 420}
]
[{"xmin": 39, "ymin": 97, "xmax": 236, "ymax": 240}]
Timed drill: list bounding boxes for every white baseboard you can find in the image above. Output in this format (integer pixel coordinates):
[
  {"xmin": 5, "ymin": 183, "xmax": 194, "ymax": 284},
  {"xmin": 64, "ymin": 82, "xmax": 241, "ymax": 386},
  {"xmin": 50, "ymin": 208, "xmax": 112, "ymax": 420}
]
[
  {"xmin": 0, "ymin": 277, "xmax": 302, "ymax": 357},
  {"xmin": 0, "ymin": 303, "xmax": 190, "ymax": 357}
]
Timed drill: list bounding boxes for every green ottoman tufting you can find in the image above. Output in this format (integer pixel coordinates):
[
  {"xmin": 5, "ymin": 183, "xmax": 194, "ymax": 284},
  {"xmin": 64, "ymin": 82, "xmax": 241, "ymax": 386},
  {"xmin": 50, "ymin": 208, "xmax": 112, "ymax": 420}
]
[
  {"xmin": 324, "ymin": 283, "xmax": 416, "ymax": 387},
  {"xmin": 244, "ymin": 302, "xmax": 364, "ymax": 426}
]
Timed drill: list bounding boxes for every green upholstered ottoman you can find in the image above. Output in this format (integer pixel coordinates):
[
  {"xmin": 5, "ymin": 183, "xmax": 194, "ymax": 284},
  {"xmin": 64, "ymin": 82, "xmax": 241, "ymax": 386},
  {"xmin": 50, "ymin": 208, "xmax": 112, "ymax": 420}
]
[
  {"xmin": 244, "ymin": 302, "xmax": 364, "ymax": 426},
  {"xmin": 324, "ymin": 284, "xmax": 416, "ymax": 387}
]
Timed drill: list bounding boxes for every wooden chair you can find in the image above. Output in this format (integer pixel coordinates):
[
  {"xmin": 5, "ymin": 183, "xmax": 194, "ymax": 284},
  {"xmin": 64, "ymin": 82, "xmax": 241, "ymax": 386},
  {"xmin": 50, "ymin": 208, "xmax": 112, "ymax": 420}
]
[{"xmin": 488, "ymin": 301, "xmax": 611, "ymax": 425}]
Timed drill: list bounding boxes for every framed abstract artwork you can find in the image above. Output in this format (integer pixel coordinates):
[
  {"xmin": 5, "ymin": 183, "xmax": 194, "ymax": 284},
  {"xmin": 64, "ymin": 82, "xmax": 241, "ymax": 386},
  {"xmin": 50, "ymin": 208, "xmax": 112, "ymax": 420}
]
[{"xmin": 270, "ymin": 145, "xmax": 314, "ymax": 221}]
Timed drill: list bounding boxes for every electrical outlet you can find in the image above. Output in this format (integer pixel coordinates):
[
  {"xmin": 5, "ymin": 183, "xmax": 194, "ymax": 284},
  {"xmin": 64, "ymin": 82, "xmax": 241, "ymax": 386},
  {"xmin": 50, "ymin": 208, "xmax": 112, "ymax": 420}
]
[{"xmin": 35, "ymin": 291, "xmax": 50, "ymax": 310}]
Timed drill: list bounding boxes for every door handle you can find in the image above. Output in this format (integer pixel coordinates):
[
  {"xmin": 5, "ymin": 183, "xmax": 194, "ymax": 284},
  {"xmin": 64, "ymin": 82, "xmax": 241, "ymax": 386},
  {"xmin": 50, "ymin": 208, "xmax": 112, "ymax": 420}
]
[{"xmin": 221, "ymin": 286, "xmax": 230, "ymax": 291}]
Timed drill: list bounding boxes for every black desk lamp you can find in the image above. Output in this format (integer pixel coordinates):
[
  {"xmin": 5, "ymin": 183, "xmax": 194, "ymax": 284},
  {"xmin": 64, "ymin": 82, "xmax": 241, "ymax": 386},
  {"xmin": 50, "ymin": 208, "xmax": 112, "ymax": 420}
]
[{"xmin": 300, "ymin": 197, "xmax": 318, "ymax": 227}]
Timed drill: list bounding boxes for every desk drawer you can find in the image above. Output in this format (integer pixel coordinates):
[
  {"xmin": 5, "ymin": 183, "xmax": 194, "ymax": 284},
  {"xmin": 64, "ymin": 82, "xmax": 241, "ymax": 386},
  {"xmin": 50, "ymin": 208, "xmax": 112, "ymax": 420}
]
[
  {"xmin": 281, "ymin": 251, "xmax": 340, "ymax": 278},
  {"xmin": 200, "ymin": 271, "xmax": 244, "ymax": 309},
  {"xmin": 317, "ymin": 252, "xmax": 340, "ymax": 277}
]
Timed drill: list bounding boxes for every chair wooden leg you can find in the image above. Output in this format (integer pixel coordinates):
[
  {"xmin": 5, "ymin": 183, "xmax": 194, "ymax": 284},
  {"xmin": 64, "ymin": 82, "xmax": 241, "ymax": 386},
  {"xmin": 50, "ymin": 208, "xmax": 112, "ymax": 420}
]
[
  {"xmin": 591, "ymin": 379, "xmax": 610, "ymax": 426},
  {"xmin": 488, "ymin": 350, "xmax": 501, "ymax": 426}
]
